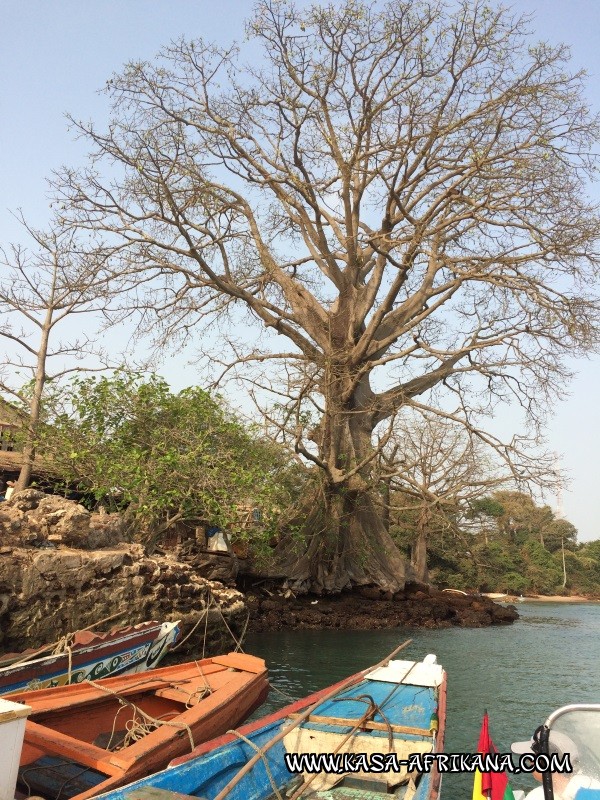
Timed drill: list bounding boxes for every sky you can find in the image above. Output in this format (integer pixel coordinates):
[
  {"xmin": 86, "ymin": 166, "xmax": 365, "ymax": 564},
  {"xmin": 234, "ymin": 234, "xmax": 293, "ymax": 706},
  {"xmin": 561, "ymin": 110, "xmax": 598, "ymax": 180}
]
[{"xmin": 1, "ymin": 0, "xmax": 600, "ymax": 540}]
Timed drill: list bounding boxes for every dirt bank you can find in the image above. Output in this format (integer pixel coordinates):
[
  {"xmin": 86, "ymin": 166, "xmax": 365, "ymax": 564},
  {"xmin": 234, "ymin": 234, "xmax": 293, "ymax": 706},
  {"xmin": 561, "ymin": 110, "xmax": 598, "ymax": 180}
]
[{"xmin": 245, "ymin": 585, "xmax": 519, "ymax": 632}]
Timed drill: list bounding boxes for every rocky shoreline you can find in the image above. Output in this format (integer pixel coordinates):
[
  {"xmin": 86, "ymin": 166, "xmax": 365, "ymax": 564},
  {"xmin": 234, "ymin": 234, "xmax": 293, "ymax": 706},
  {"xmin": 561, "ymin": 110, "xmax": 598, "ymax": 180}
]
[
  {"xmin": 0, "ymin": 490, "xmax": 518, "ymax": 657},
  {"xmin": 245, "ymin": 584, "xmax": 518, "ymax": 632}
]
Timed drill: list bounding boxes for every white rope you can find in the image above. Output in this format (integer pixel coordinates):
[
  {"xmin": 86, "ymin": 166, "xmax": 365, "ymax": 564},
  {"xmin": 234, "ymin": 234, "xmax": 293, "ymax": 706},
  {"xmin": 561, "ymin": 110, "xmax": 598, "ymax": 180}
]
[{"xmin": 85, "ymin": 679, "xmax": 196, "ymax": 752}]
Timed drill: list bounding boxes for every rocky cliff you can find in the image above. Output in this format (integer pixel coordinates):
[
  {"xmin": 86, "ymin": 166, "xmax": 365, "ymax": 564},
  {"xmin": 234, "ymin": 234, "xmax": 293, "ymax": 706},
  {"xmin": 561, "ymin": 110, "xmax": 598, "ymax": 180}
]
[{"xmin": 0, "ymin": 490, "xmax": 246, "ymax": 656}]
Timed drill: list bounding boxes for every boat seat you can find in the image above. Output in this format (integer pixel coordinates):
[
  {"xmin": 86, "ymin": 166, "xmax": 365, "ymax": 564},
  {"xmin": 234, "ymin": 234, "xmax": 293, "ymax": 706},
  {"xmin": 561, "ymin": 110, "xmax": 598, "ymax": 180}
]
[
  {"xmin": 287, "ymin": 712, "xmax": 431, "ymax": 737},
  {"xmin": 153, "ymin": 685, "xmax": 211, "ymax": 703},
  {"xmin": 26, "ymin": 720, "xmax": 120, "ymax": 775}
]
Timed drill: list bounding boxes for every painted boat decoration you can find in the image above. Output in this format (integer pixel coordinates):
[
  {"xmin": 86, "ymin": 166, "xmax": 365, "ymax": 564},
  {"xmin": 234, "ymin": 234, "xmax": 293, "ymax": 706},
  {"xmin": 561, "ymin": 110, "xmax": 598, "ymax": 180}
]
[
  {"xmin": 94, "ymin": 646, "xmax": 446, "ymax": 800},
  {"xmin": 11, "ymin": 651, "xmax": 269, "ymax": 800},
  {"xmin": 0, "ymin": 620, "xmax": 180, "ymax": 696}
]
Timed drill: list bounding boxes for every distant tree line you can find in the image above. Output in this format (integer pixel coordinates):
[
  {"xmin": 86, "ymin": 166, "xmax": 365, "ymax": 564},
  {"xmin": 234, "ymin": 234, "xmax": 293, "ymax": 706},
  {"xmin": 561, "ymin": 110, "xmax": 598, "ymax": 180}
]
[{"xmin": 391, "ymin": 489, "xmax": 600, "ymax": 596}]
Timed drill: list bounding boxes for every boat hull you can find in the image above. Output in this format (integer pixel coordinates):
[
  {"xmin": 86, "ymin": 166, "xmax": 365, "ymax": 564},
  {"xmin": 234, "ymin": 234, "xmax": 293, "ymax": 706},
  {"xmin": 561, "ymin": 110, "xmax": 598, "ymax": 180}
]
[
  {"xmin": 10, "ymin": 652, "xmax": 269, "ymax": 800},
  {"xmin": 93, "ymin": 652, "xmax": 446, "ymax": 800},
  {"xmin": 0, "ymin": 621, "xmax": 180, "ymax": 696}
]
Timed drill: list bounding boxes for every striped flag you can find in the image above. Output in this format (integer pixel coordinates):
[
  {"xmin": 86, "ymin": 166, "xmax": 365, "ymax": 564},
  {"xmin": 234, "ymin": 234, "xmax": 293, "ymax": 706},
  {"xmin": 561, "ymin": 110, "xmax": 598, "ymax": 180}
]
[{"xmin": 472, "ymin": 712, "xmax": 516, "ymax": 800}]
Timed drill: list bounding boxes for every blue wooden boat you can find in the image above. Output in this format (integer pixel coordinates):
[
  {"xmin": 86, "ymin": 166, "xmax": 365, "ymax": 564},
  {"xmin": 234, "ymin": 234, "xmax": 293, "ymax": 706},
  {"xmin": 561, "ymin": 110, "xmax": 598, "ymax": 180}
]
[{"xmin": 93, "ymin": 643, "xmax": 446, "ymax": 800}]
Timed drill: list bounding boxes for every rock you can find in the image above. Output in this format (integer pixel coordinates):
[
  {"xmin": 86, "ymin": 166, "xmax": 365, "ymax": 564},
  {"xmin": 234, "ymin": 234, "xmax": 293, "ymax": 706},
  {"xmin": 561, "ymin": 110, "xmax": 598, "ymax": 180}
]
[
  {"xmin": 0, "ymin": 491, "xmax": 130, "ymax": 550},
  {"xmin": 246, "ymin": 585, "xmax": 518, "ymax": 633},
  {"xmin": 87, "ymin": 514, "xmax": 127, "ymax": 549},
  {"xmin": 9, "ymin": 488, "xmax": 45, "ymax": 511},
  {"xmin": 489, "ymin": 603, "xmax": 519, "ymax": 623},
  {"xmin": 188, "ymin": 553, "xmax": 238, "ymax": 584},
  {"xmin": 357, "ymin": 587, "xmax": 384, "ymax": 601},
  {"xmin": 0, "ymin": 494, "xmax": 249, "ymax": 657}
]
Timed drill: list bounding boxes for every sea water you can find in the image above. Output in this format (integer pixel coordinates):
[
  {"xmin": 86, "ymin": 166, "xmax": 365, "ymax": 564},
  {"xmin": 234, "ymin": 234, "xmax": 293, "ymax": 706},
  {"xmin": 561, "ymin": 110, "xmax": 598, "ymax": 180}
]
[{"xmin": 245, "ymin": 601, "xmax": 600, "ymax": 800}]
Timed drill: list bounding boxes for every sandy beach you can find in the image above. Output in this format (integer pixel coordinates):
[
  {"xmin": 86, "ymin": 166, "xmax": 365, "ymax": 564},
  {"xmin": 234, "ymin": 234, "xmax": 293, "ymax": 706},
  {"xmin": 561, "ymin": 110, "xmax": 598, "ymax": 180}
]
[
  {"xmin": 520, "ymin": 594, "xmax": 600, "ymax": 603},
  {"xmin": 482, "ymin": 592, "xmax": 600, "ymax": 603}
]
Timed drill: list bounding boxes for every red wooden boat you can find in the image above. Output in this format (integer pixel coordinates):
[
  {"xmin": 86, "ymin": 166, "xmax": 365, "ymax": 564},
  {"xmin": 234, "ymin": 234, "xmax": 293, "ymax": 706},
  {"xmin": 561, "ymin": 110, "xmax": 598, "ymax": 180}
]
[{"xmin": 10, "ymin": 652, "xmax": 269, "ymax": 800}]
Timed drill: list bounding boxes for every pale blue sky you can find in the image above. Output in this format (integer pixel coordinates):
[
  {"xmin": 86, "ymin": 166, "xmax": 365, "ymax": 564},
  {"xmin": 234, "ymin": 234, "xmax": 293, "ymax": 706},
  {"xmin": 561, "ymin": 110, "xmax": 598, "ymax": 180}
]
[{"xmin": 1, "ymin": 1, "xmax": 599, "ymax": 540}]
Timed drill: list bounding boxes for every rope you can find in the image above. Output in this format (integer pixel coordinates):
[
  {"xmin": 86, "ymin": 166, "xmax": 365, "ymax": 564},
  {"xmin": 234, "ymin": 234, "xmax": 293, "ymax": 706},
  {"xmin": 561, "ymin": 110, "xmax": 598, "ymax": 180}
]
[
  {"xmin": 268, "ymin": 683, "xmax": 296, "ymax": 702},
  {"xmin": 210, "ymin": 640, "xmax": 413, "ymax": 800},
  {"xmin": 51, "ymin": 634, "xmax": 75, "ymax": 685},
  {"xmin": 3, "ymin": 610, "xmax": 126, "ymax": 670},
  {"xmin": 170, "ymin": 600, "xmax": 212, "ymax": 653},
  {"xmin": 193, "ymin": 660, "xmax": 212, "ymax": 700},
  {"xmin": 171, "ymin": 588, "xmax": 249, "ymax": 658},
  {"xmin": 234, "ymin": 610, "xmax": 250, "ymax": 653},
  {"xmin": 333, "ymin": 693, "xmax": 394, "ymax": 751},
  {"xmin": 226, "ymin": 730, "xmax": 284, "ymax": 800},
  {"xmin": 20, "ymin": 758, "xmax": 95, "ymax": 800},
  {"xmin": 211, "ymin": 592, "xmax": 246, "ymax": 652},
  {"xmin": 286, "ymin": 701, "xmax": 379, "ymax": 800},
  {"xmin": 84, "ymin": 679, "xmax": 196, "ymax": 752},
  {"xmin": 51, "ymin": 633, "xmax": 75, "ymax": 655}
]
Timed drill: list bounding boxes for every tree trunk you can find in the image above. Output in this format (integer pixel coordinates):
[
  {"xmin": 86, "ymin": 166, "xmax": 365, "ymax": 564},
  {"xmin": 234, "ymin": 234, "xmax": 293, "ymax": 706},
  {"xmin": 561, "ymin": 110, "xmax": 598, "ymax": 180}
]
[
  {"xmin": 277, "ymin": 483, "xmax": 411, "ymax": 593},
  {"xmin": 16, "ymin": 314, "xmax": 52, "ymax": 491},
  {"xmin": 274, "ymin": 375, "xmax": 412, "ymax": 593},
  {"xmin": 411, "ymin": 509, "xmax": 430, "ymax": 584}
]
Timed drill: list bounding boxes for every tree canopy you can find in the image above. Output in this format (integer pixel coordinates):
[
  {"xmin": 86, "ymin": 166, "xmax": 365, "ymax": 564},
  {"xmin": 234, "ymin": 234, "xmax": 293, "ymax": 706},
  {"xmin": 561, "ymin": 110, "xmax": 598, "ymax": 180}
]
[
  {"xmin": 0, "ymin": 217, "xmax": 112, "ymax": 489},
  {"xmin": 54, "ymin": 0, "xmax": 600, "ymax": 591}
]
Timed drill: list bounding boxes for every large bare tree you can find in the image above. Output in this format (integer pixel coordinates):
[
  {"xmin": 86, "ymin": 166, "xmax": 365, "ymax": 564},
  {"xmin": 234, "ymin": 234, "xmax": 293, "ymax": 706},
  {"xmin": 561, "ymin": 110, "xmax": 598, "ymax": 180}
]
[
  {"xmin": 57, "ymin": 0, "xmax": 600, "ymax": 592},
  {"xmin": 0, "ymin": 217, "xmax": 112, "ymax": 489}
]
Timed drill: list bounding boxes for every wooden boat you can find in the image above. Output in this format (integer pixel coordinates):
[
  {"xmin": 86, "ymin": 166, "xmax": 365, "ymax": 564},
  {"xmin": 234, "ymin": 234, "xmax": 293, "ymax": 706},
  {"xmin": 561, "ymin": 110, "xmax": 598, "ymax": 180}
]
[
  {"xmin": 0, "ymin": 620, "xmax": 181, "ymax": 696},
  {"xmin": 93, "ymin": 644, "xmax": 446, "ymax": 800},
  {"xmin": 10, "ymin": 651, "xmax": 269, "ymax": 800}
]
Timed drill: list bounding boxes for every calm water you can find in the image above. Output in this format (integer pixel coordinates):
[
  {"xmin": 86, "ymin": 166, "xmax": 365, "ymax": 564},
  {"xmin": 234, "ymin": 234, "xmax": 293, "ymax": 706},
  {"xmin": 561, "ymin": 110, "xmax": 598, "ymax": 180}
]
[{"xmin": 245, "ymin": 601, "xmax": 600, "ymax": 800}]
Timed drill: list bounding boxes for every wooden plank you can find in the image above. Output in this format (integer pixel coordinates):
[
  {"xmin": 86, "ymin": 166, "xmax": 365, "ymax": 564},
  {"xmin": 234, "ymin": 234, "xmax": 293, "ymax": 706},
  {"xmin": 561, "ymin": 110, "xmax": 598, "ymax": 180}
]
[
  {"xmin": 106, "ymin": 671, "xmax": 255, "ymax": 773},
  {"xmin": 211, "ymin": 653, "xmax": 266, "ymax": 674},
  {"xmin": 153, "ymin": 685, "xmax": 210, "ymax": 703},
  {"xmin": 25, "ymin": 720, "xmax": 121, "ymax": 776},
  {"xmin": 0, "ymin": 706, "xmax": 31, "ymax": 722},
  {"xmin": 287, "ymin": 712, "xmax": 431, "ymax": 737},
  {"xmin": 10, "ymin": 664, "xmax": 226, "ymax": 714}
]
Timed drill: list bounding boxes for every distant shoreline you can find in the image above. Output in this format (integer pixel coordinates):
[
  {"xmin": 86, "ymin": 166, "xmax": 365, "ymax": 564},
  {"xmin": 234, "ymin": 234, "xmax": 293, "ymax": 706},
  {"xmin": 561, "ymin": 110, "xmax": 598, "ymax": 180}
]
[
  {"xmin": 520, "ymin": 594, "xmax": 600, "ymax": 603},
  {"xmin": 482, "ymin": 593, "xmax": 600, "ymax": 603}
]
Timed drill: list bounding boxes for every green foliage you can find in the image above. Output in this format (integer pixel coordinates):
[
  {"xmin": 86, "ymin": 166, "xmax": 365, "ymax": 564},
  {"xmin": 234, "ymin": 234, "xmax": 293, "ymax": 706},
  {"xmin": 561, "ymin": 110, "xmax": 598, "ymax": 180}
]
[
  {"xmin": 521, "ymin": 540, "xmax": 563, "ymax": 593},
  {"xmin": 420, "ymin": 489, "xmax": 600, "ymax": 597},
  {"xmin": 38, "ymin": 372, "xmax": 304, "ymax": 547},
  {"xmin": 502, "ymin": 572, "xmax": 530, "ymax": 594}
]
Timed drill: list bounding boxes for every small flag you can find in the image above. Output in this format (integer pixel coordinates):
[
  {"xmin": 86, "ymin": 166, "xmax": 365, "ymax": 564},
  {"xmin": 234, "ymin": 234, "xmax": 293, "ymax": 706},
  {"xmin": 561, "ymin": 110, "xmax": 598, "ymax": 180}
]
[{"xmin": 472, "ymin": 712, "xmax": 516, "ymax": 800}]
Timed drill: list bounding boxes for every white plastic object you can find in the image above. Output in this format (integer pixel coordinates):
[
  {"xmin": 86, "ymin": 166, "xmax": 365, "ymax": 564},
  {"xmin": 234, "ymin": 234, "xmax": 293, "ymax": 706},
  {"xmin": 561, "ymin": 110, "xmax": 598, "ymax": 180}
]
[
  {"xmin": 367, "ymin": 656, "xmax": 444, "ymax": 687},
  {"xmin": 0, "ymin": 697, "xmax": 31, "ymax": 800}
]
